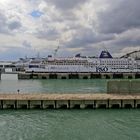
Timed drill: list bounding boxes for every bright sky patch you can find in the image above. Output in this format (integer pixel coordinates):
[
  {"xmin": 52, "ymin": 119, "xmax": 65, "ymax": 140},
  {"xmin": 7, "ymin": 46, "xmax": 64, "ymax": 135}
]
[{"xmin": 30, "ymin": 10, "xmax": 43, "ymax": 18}]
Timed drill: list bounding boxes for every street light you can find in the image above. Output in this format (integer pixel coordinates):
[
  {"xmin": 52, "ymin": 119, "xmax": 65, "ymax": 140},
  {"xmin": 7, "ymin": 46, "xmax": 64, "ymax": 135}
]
[{"xmin": 17, "ymin": 89, "xmax": 20, "ymax": 94}]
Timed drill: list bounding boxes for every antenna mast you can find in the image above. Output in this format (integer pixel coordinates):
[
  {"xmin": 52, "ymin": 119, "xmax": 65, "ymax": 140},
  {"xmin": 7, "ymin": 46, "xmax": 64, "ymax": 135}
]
[
  {"xmin": 54, "ymin": 40, "xmax": 60, "ymax": 57},
  {"xmin": 102, "ymin": 43, "xmax": 108, "ymax": 52}
]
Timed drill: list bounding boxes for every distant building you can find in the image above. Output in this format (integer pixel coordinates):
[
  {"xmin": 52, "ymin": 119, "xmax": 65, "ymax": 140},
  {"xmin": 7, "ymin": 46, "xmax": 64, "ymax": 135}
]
[{"xmin": 121, "ymin": 50, "xmax": 140, "ymax": 60}]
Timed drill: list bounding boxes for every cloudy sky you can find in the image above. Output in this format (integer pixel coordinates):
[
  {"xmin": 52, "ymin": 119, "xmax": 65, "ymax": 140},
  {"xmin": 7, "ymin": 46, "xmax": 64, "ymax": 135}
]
[{"xmin": 0, "ymin": 0, "xmax": 140, "ymax": 60}]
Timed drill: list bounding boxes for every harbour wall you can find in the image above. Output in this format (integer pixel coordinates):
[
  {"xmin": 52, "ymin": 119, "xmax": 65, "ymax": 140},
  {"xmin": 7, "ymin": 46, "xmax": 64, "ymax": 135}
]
[
  {"xmin": 18, "ymin": 72, "xmax": 140, "ymax": 79},
  {"xmin": 0, "ymin": 94, "xmax": 140, "ymax": 109},
  {"xmin": 107, "ymin": 80, "xmax": 140, "ymax": 94}
]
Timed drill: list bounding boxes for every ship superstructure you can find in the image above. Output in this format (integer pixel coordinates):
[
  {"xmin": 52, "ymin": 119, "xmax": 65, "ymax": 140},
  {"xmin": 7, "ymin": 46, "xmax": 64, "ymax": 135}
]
[{"xmin": 21, "ymin": 50, "xmax": 140, "ymax": 73}]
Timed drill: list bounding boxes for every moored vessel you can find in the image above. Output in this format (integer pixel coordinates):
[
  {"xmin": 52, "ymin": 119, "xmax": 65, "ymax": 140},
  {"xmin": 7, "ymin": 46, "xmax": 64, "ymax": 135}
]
[{"xmin": 18, "ymin": 50, "xmax": 140, "ymax": 73}]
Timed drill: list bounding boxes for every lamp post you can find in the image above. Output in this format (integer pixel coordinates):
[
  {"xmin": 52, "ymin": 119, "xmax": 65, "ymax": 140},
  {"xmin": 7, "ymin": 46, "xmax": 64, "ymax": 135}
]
[{"xmin": 17, "ymin": 89, "xmax": 20, "ymax": 94}]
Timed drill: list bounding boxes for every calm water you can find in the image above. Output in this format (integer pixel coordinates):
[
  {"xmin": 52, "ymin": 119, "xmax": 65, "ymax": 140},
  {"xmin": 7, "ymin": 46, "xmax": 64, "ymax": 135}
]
[
  {"xmin": 0, "ymin": 74, "xmax": 140, "ymax": 140},
  {"xmin": 0, "ymin": 109, "xmax": 140, "ymax": 140},
  {"xmin": 0, "ymin": 74, "xmax": 107, "ymax": 93}
]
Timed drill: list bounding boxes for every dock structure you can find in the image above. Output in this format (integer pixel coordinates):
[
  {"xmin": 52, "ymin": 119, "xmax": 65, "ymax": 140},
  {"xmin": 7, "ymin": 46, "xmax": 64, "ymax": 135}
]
[
  {"xmin": 18, "ymin": 72, "xmax": 140, "ymax": 80},
  {"xmin": 0, "ymin": 94, "xmax": 140, "ymax": 109},
  {"xmin": 107, "ymin": 80, "xmax": 140, "ymax": 94}
]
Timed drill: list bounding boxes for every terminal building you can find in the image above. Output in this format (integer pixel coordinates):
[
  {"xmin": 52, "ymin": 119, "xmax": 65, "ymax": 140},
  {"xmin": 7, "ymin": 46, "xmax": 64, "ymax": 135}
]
[{"xmin": 0, "ymin": 61, "xmax": 16, "ymax": 73}]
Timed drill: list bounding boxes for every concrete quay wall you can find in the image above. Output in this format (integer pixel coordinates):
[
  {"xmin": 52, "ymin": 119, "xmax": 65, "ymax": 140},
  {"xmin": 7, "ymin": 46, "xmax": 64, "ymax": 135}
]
[
  {"xmin": 107, "ymin": 80, "xmax": 140, "ymax": 94},
  {"xmin": 0, "ymin": 94, "xmax": 140, "ymax": 109},
  {"xmin": 18, "ymin": 72, "xmax": 140, "ymax": 80}
]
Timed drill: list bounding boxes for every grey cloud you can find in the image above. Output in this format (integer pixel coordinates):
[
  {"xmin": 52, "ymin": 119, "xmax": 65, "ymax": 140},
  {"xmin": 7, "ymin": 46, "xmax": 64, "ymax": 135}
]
[
  {"xmin": 47, "ymin": 0, "xmax": 87, "ymax": 10},
  {"xmin": 114, "ymin": 38, "xmax": 140, "ymax": 48},
  {"xmin": 64, "ymin": 28, "xmax": 115, "ymax": 48},
  {"xmin": 0, "ymin": 11, "xmax": 22, "ymax": 34},
  {"xmin": 104, "ymin": 29, "xmax": 140, "ymax": 53},
  {"xmin": 98, "ymin": 0, "xmax": 140, "ymax": 34},
  {"xmin": 22, "ymin": 40, "xmax": 32, "ymax": 48},
  {"xmin": 8, "ymin": 21, "xmax": 22, "ymax": 30},
  {"xmin": 36, "ymin": 28, "xmax": 59, "ymax": 40},
  {"xmin": 1, "ymin": 0, "xmax": 140, "ymax": 60},
  {"xmin": 0, "ymin": 12, "xmax": 10, "ymax": 34},
  {"xmin": 58, "ymin": 11, "xmax": 78, "ymax": 23},
  {"xmin": 77, "ymin": 45, "xmax": 100, "ymax": 56}
]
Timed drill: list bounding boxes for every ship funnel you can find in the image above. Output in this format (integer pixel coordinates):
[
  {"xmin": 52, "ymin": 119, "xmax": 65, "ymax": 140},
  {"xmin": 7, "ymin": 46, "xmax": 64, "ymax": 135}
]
[
  {"xmin": 99, "ymin": 50, "xmax": 113, "ymax": 58},
  {"xmin": 75, "ymin": 53, "xmax": 81, "ymax": 57}
]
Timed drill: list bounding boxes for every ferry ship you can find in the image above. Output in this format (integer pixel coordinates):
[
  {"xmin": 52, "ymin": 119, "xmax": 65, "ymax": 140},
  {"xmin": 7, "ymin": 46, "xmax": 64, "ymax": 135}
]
[{"xmin": 15, "ymin": 50, "xmax": 140, "ymax": 73}]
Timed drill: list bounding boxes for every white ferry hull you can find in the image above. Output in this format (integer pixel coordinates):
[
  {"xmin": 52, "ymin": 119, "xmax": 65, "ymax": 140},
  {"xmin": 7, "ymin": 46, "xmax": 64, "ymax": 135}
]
[
  {"xmin": 18, "ymin": 50, "xmax": 140, "ymax": 73},
  {"xmin": 26, "ymin": 65, "xmax": 140, "ymax": 73}
]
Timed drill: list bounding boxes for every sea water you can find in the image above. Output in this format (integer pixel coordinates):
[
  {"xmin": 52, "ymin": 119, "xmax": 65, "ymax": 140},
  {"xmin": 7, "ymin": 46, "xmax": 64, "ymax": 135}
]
[
  {"xmin": 0, "ymin": 74, "xmax": 140, "ymax": 140},
  {"xmin": 0, "ymin": 74, "xmax": 107, "ymax": 94}
]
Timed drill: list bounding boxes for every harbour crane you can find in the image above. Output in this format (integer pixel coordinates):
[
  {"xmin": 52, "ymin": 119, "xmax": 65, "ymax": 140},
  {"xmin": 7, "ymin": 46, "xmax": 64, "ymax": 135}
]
[
  {"xmin": 54, "ymin": 45, "xmax": 59, "ymax": 57},
  {"xmin": 54, "ymin": 40, "xmax": 60, "ymax": 57}
]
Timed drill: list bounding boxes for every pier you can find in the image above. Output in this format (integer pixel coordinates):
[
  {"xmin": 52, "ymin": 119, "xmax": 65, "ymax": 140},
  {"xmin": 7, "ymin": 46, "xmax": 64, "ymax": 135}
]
[
  {"xmin": 18, "ymin": 72, "xmax": 140, "ymax": 79},
  {"xmin": 0, "ymin": 94, "xmax": 140, "ymax": 109}
]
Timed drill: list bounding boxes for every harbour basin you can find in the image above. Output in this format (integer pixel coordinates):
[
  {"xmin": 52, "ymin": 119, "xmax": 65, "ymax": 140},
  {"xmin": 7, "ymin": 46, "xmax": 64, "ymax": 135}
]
[{"xmin": 0, "ymin": 74, "xmax": 107, "ymax": 94}]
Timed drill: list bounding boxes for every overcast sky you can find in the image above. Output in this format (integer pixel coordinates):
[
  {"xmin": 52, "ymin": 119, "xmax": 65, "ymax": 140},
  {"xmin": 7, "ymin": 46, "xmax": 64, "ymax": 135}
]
[{"xmin": 0, "ymin": 0, "xmax": 140, "ymax": 60}]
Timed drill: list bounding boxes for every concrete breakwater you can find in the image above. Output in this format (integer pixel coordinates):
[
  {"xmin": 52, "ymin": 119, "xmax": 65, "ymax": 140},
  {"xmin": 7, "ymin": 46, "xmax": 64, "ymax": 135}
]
[
  {"xmin": 18, "ymin": 72, "xmax": 140, "ymax": 79},
  {"xmin": 0, "ymin": 94, "xmax": 140, "ymax": 109},
  {"xmin": 107, "ymin": 80, "xmax": 140, "ymax": 94}
]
